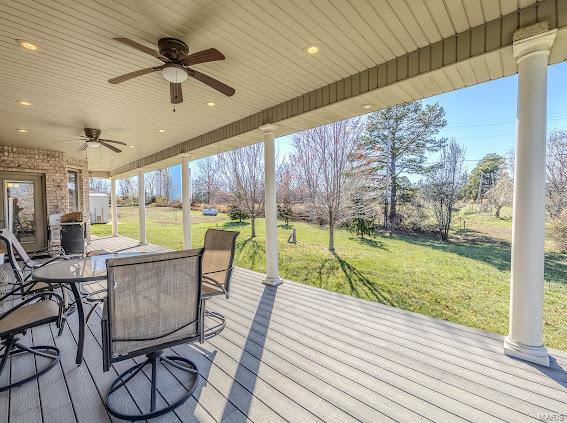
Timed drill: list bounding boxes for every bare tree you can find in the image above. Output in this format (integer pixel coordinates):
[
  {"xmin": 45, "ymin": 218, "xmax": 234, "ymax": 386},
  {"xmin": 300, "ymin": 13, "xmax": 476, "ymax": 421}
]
[
  {"xmin": 194, "ymin": 157, "xmax": 220, "ymax": 205},
  {"xmin": 423, "ymin": 140, "xmax": 467, "ymax": 241},
  {"xmin": 276, "ymin": 158, "xmax": 299, "ymax": 227},
  {"xmin": 218, "ymin": 143, "xmax": 264, "ymax": 237},
  {"xmin": 89, "ymin": 178, "xmax": 110, "ymax": 194},
  {"xmin": 118, "ymin": 177, "xmax": 137, "ymax": 204},
  {"xmin": 291, "ymin": 118, "xmax": 363, "ymax": 252},
  {"xmin": 486, "ymin": 172, "xmax": 513, "ymax": 218},
  {"xmin": 546, "ymin": 130, "xmax": 567, "ymax": 218}
]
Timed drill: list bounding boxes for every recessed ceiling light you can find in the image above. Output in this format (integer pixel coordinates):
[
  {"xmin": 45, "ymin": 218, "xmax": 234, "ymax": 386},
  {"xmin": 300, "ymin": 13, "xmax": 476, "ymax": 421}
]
[
  {"xmin": 110, "ymin": 156, "xmax": 116, "ymax": 159},
  {"xmin": 17, "ymin": 128, "xmax": 28, "ymax": 133},
  {"xmin": 305, "ymin": 45, "xmax": 320, "ymax": 54},
  {"xmin": 19, "ymin": 100, "xmax": 32, "ymax": 106},
  {"xmin": 158, "ymin": 129, "xmax": 165, "ymax": 133},
  {"xmin": 15, "ymin": 39, "xmax": 38, "ymax": 51},
  {"xmin": 361, "ymin": 104, "xmax": 373, "ymax": 110},
  {"xmin": 129, "ymin": 145, "xmax": 135, "ymax": 148},
  {"xmin": 207, "ymin": 101, "xmax": 215, "ymax": 107}
]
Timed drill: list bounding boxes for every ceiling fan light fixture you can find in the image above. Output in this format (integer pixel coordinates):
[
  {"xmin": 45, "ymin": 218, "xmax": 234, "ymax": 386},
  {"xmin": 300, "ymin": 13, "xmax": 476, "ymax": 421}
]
[
  {"xmin": 87, "ymin": 142, "xmax": 99, "ymax": 148},
  {"xmin": 161, "ymin": 64, "xmax": 188, "ymax": 83}
]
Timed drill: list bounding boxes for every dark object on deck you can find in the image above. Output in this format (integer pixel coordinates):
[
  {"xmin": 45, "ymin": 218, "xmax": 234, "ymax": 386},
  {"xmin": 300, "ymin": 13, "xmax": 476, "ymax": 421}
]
[
  {"xmin": 61, "ymin": 222, "xmax": 85, "ymax": 255},
  {"xmin": 200, "ymin": 228, "xmax": 239, "ymax": 342},
  {"xmin": 101, "ymin": 249, "xmax": 204, "ymax": 420}
]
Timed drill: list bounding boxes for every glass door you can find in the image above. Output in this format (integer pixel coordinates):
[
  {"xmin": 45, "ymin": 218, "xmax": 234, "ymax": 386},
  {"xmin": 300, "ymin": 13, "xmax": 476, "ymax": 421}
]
[{"xmin": 0, "ymin": 173, "xmax": 46, "ymax": 252}]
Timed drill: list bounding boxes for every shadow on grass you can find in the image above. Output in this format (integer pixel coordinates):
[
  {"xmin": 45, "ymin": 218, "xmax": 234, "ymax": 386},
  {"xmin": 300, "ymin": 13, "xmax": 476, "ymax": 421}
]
[
  {"xmin": 348, "ymin": 236, "xmax": 386, "ymax": 250},
  {"xmin": 398, "ymin": 231, "xmax": 567, "ymax": 286},
  {"xmin": 331, "ymin": 252, "xmax": 394, "ymax": 306},
  {"xmin": 236, "ymin": 237, "xmax": 262, "ymax": 269},
  {"xmin": 221, "ymin": 221, "xmax": 251, "ymax": 229}
]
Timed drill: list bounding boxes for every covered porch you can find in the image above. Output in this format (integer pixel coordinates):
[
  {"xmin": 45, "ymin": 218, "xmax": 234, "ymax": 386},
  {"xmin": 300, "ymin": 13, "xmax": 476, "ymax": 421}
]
[{"xmin": 1, "ymin": 235, "xmax": 567, "ymax": 422}]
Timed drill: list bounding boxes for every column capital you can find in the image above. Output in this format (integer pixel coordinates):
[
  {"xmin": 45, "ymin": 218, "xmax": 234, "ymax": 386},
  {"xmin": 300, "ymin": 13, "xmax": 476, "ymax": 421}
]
[
  {"xmin": 513, "ymin": 23, "xmax": 557, "ymax": 63},
  {"xmin": 259, "ymin": 124, "xmax": 278, "ymax": 135},
  {"xmin": 179, "ymin": 153, "xmax": 192, "ymax": 160}
]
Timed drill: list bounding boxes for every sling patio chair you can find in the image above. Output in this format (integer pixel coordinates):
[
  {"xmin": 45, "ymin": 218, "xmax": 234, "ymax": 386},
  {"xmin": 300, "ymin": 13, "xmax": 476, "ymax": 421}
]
[
  {"xmin": 200, "ymin": 228, "xmax": 239, "ymax": 342},
  {"xmin": 80, "ymin": 249, "xmax": 110, "ymax": 323},
  {"xmin": 101, "ymin": 249, "xmax": 204, "ymax": 420},
  {"xmin": 0, "ymin": 283, "xmax": 65, "ymax": 391},
  {"xmin": 0, "ymin": 229, "xmax": 66, "ymax": 297}
]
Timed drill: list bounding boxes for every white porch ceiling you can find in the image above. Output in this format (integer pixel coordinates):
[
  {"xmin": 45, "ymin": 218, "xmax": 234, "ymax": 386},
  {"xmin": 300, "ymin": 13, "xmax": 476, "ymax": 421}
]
[{"xmin": 0, "ymin": 0, "xmax": 556, "ymax": 174}]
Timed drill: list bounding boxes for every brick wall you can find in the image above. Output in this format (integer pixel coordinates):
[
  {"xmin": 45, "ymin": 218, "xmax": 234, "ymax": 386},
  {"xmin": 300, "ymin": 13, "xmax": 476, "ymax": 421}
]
[{"xmin": 0, "ymin": 145, "xmax": 90, "ymax": 239}]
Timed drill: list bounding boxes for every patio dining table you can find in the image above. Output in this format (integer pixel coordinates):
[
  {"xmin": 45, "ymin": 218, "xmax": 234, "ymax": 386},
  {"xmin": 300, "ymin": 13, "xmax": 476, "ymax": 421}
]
[{"xmin": 31, "ymin": 252, "xmax": 143, "ymax": 364}]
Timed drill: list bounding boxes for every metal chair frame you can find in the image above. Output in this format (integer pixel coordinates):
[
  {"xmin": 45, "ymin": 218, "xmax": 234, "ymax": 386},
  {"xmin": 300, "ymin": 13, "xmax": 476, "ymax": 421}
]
[
  {"xmin": 0, "ymin": 286, "xmax": 65, "ymax": 392},
  {"xmin": 101, "ymin": 250, "xmax": 204, "ymax": 421}
]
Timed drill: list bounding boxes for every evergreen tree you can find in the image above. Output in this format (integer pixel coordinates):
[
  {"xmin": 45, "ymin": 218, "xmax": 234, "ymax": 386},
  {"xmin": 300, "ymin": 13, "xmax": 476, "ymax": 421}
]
[{"xmin": 463, "ymin": 154, "xmax": 506, "ymax": 201}]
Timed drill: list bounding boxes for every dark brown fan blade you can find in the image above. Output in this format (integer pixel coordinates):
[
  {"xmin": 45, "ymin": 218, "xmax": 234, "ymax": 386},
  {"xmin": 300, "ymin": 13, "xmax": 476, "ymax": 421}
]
[
  {"xmin": 170, "ymin": 83, "xmax": 183, "ymax": 104},
  {"xmin": 98, "ymin": 138, "xmax": 127, "ymax": 145},
  {"xmin": 108, "ymin": 67, "xmax": 160, "ymax": 84},
  {"xmin": 182, "ymin": 48, "xmax": 225, "ymax": 66},
  {"xmin": 186, "ymin": 69, "xmax": 235, "ymax": 97},
  {"xmin": 113, "ymin": 38, "xmax": 168, "ymax": 61},
  {"xmin": 98, "ymin": 140, "xmax": 122, "ymax": 153},
  {"xmin": 79, "ymin": 143, "xmax": 89, "ymax": 151}
]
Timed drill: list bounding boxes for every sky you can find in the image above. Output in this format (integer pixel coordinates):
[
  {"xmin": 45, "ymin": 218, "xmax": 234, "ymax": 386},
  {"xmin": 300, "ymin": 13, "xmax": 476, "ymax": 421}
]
[{"xmin": 168, "ymin": 61, "xmax": 567, "ymax": 200}]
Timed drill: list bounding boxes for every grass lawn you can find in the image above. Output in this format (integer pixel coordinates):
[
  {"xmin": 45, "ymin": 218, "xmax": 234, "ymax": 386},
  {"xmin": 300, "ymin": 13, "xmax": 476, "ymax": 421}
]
[{"xmin": 91, "ymin": 206, "xmax": 567, "ymax": 350}]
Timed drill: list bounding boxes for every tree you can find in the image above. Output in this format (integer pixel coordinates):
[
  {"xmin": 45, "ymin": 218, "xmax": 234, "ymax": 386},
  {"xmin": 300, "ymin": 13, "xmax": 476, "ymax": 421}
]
[
  {"xmin": 546, "ymin": 130, "xmax": 567, "ymax": 218},
  {"xmin": 291, "ymin": 118, "xmax": 363, "ymax": 252},
  {"xmin": 194, "ymin": 157, "xmax": 220, "ymax": 205},
  {"xmin": 463, "ymin": 154, "xmax": 506, "ymax": 201},
  {"xmin": 349, "ymin": 190, "xmax": 376, "ymax": 239},
  {"xmin": 89, "ymin": 178, "xmax": 110, "ymax": 194},
  {"xmin": 356, "ymin": 101, "xmax": 447, "ymax": 228},
  {"xmin": 423, "ymin": 140, "xmax": 467, "ymax": 241},
  {"xmin": 218, "ymin": 143, "xmax": 264, "ymax": 237},
  {"xmin": 486, "ymin": 172, "xmax": 513, "ymax": 217},
  {"xmin": 276, "ymin": 159, "xmax": 298, "ymax": 228}
]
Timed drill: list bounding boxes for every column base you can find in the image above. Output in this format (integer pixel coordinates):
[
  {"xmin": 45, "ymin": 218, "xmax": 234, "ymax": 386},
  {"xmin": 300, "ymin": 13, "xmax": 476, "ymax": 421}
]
[
  {"xmin": 504, "ymin": 336, "xmax": 550, "ymax": 367},
  {"xmin": 262, "ymin": 276, "xmax": 283, "ymax": 287},
  {"xmin": 138, "ymin": 242, "xmax": 147, "ymax": 246}
]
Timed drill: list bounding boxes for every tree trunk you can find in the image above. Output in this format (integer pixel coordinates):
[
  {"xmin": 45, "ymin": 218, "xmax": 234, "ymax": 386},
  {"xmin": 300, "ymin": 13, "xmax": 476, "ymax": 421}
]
[
  {"xmin": 389, "ymin": 172, "xmax": 397, "ymax": 227},
  {"xmin": 495, "ymin": 205, "xmax": 502, "ymax": 218},
  {"xmin": 329, "ymin": 222, "xmax": 335, "ymax": 252},
  {"xmin": 251, "ymin": 215, "xmax": 256, "ymax": 237}
]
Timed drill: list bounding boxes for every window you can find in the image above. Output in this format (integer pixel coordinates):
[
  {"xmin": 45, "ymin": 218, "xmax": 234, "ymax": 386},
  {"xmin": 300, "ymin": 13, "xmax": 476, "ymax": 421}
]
[{"xmin": 68, "ymin": 170, "xmax": 79, "ymax": 212}]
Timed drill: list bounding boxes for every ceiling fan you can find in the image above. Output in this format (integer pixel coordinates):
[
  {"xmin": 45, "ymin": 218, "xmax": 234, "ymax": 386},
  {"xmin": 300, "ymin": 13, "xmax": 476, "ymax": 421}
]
[
  {"xmin": 108, "ymin": 37, "xmax": 235, "ymax": 105},
  {"xmin": 57, "ymin": 128, "xmax": 126, "ymax": 153}
]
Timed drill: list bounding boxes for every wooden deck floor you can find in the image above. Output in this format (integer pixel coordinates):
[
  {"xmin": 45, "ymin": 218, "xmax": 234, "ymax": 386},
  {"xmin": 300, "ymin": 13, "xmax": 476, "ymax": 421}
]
[{"xmin": 1, "ymin": 235, "xmax": 567, "ymax": 422}]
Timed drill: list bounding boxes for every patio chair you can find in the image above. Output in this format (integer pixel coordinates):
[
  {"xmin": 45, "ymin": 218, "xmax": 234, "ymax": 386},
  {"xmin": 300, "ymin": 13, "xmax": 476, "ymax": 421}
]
[
  {"xmin": 200, "ymin": 228, "xmax": 239, "ymax": 342},
  {"xmin": 0, "ymin": 286, "xmax": 65, "ymax": 392},
  {"xmin": 80, "ymin": 249, "xmax": 110, "ymax": 323},
  {"xmin": 101, "ymin": 249, "xmax": 204, "ymax": 420},
  {"xmin": 0, "ymin": 229, "xmax": 60, "ymax": 296}
]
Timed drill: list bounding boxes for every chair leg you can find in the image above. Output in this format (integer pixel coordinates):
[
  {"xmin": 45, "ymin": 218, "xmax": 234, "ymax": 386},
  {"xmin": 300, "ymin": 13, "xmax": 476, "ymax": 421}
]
[
  {"xmin": 105, "ymin": 351, "xmax": 198, "ymax": 421},
  {"xmin": 201, "ymin": 297, "xmax": 226, "ymax": 341},
  {"xmin": 0, "ymin": 337, "xmax": 60, "ymax": 392},
  {"xmin": 85, "ymin": 303, "xmax": 99, "ymax": 324}
]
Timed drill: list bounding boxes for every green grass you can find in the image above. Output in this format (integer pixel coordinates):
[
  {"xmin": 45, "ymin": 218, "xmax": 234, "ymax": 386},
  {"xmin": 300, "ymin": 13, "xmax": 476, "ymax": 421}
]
[{"xmin": 91, "ymin": 206, "xmax": 567, "ymax": 350}]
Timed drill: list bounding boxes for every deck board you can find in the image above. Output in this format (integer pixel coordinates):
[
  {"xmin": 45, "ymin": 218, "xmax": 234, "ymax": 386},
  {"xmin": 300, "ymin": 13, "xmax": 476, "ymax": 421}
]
[{"xmin": 0, "ymin": 235, "xmax": 566, "ymax": 422}]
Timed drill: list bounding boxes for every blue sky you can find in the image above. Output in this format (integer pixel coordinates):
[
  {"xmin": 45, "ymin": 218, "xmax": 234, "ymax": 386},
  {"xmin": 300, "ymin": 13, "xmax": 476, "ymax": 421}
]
[{"xmin": 169, "ymin": 61, "xmax": 567, "ymax": 199}]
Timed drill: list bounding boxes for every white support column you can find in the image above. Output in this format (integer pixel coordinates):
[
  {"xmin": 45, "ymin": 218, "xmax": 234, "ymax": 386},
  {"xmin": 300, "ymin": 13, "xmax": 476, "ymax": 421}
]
[
  {"xmin": 137, "ymin": 169, "xmax": 147, "ymax": 245},
  {"xmin": 181, "ymin": 155, "xmax": 192, "ymax": 249},
  {"xmin": 260, "ymin": 124, "xmax": 282, "ymax": 286},
  {"xmin": 504, "ymin": 26, "xmax": 557, "ymax": 367},
  {"xmin": 110, "ymin": 178, "xmax": 118, "ymax": 237}
]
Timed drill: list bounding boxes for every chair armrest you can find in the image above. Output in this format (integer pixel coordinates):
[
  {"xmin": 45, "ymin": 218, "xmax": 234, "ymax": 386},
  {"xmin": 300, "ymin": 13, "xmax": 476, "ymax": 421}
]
[{"xmin": 0, "ymin": 291, "xmax": 64, "ymax": 321}]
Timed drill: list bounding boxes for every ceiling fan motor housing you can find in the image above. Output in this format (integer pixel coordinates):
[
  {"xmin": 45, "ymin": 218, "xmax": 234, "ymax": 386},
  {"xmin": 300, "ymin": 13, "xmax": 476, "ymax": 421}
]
[
  {"xmin": 84, "ymin": 127, "xmax": 101, "ymax": 139},
  {"xmin": 158, "ymin": 38, "xmax": 189, "ymax": 62}
]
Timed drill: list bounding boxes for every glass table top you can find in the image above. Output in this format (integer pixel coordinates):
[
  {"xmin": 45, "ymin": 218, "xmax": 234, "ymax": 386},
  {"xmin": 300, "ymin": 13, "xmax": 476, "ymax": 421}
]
[{"xmin": 32, "ymin": 252, "xmax": 143, "ymax": 283}]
